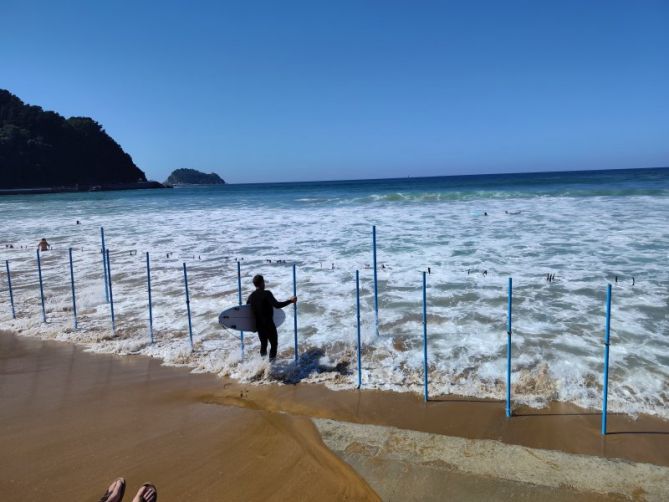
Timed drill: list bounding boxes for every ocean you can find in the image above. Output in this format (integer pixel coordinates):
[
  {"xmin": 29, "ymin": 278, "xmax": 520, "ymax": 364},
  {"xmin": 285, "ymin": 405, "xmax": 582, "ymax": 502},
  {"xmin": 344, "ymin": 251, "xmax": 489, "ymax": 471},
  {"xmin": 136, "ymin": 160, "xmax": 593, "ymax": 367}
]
[{"xmin": 1, "ymin": 167, "xmax": 668, "ymax": 418}]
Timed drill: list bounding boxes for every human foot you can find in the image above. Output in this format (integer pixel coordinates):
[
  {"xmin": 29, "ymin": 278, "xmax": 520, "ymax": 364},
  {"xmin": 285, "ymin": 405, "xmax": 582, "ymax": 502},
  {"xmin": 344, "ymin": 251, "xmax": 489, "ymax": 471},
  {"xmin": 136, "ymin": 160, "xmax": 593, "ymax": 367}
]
[
  {"xmin": 132, "ymin": 483, "xmax": 157, "ymax": 502},
  {"xmin": 99, "ymin": 477, "xmax": 125, "ymax": 502}
]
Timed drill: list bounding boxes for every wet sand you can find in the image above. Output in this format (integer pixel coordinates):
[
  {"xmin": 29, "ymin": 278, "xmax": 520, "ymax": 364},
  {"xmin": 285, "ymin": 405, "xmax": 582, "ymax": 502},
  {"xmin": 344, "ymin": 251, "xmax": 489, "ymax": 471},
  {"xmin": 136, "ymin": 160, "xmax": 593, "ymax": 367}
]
[
  {"xmin": 315, "ymin": 419, "xmax": 668, "ymax": 501},
  {"xmin": 203, "ymin": 375, "xmax": 669, "ymax": 468},
  {"xmin": 2, "ymin": 331, "xmax": 669, "ymax": 500},
  {"xmin": 0, "ymin": 332, "xmax": 378, "ymax": 501}
]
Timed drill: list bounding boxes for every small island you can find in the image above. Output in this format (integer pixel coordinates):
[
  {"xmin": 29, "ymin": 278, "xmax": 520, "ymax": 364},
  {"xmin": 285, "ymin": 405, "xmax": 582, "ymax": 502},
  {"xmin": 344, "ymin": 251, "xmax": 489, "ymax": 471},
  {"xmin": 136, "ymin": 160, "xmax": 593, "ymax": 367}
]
[{"xmin": 165, "ymin": 168, "xmax": 226, "ymax": 185}]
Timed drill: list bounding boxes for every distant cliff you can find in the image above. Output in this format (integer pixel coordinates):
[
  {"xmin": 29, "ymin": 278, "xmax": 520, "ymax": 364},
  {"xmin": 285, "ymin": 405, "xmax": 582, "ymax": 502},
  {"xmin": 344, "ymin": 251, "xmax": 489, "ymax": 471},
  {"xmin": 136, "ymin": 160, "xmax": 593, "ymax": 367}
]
[
  {"xmin": 0, "ymin": 89, "xmax": 149, "ymax": 189},
  {"xmin": 165, "ymin": 168, "xmax": 226, "ymax": 185}
]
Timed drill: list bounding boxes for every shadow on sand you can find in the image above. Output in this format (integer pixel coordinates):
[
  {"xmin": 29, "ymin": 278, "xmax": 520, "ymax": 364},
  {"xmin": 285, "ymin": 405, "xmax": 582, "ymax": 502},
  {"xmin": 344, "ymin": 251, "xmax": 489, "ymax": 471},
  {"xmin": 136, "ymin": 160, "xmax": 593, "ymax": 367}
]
[{"xmin": 268, "ymin": 347, "xmax": 351, "ymax": 384}]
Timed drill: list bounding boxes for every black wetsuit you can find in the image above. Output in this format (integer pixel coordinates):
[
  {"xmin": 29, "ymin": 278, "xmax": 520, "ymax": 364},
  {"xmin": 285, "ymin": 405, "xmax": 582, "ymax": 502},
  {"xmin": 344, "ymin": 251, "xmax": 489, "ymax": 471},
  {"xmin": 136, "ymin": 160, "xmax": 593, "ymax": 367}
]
[{"xmin": 246, "ymin": 289, "xmax": 291, "ymax": 359}]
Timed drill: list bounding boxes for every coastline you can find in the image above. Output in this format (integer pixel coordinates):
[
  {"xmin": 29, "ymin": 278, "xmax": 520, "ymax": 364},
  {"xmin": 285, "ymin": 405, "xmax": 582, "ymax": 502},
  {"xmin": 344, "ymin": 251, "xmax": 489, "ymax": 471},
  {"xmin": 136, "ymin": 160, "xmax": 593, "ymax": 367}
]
[
  {"xmin": 1, "ymin": 168, "xmax": 667, "ymax": 422},
  {"xmin": 0, "ymin": 181, "xmax": 168, "ymax": 196},
  {"xmin": 2, "ymin": 331, "xmax": 668, "ymax": 500}
]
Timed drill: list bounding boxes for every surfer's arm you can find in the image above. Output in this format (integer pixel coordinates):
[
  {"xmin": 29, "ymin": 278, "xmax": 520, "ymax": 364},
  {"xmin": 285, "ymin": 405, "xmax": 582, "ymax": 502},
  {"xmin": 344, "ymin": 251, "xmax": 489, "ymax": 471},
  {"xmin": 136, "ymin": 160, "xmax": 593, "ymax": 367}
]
[{"xmin": 268, "ymin": 291, "xmax": 293, "ymax": 309}]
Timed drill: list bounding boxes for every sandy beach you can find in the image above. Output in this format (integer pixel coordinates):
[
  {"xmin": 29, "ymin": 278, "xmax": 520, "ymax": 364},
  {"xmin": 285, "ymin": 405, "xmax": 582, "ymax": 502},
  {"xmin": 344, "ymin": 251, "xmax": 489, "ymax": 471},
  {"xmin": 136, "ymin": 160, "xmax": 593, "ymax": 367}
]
[
  {"xmin": 0, "ymin": 332, "xmax": 377, "ymax": 501},
  {"xmin": 4, "ymin": 1, "xmax": 669, "ymax": 499},
  {"xmin": 2, "ymin": 331, "xmax": 669, "ymax": 501}
]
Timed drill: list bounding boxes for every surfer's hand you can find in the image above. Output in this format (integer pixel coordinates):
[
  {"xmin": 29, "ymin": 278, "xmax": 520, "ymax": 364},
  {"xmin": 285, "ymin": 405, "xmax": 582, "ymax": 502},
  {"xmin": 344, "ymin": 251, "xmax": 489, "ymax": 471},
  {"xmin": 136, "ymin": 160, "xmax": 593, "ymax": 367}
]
[{"xmin": 290, "ymin": 296, "xmax": 297, "ymax": 304}]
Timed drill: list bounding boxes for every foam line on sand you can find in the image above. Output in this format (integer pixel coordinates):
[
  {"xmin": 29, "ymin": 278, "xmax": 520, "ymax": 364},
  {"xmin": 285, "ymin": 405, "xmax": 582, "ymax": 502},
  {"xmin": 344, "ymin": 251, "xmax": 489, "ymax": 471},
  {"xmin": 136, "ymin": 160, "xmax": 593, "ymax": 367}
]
[{"xmin": 315, "ymin": 418, "xmax": 669, "ymax": 501}]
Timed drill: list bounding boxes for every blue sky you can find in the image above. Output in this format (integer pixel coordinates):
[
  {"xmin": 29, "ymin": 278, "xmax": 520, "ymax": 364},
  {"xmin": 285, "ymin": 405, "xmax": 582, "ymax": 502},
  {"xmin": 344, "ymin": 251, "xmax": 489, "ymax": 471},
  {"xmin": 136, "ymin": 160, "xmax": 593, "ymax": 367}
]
[{"xmin": 2, "ymin": 0, "xmax": 668, "ymax": 183}]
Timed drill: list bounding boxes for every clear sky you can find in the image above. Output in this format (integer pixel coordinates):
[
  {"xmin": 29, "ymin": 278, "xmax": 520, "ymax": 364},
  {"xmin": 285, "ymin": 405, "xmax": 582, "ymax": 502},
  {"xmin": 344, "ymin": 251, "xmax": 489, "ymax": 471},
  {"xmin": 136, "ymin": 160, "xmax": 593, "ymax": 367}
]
[{"xmin": 2, "ymin": 1, "xmax": 668, "ymax": 183}]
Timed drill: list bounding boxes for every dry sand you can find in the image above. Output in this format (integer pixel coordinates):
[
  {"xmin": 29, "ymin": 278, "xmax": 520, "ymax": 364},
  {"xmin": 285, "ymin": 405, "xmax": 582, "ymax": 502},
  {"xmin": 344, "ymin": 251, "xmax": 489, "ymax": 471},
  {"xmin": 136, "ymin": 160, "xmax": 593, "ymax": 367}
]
[{"xmin": 1, "ymin": 331, "xmax": 669, "ymax": 501}]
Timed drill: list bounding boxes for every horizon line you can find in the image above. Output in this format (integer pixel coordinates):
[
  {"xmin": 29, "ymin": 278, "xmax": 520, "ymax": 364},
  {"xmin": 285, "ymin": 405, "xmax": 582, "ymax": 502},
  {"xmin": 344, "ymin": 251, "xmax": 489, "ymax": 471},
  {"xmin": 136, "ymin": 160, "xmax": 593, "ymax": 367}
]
[{"xmin": 215, "ymin": 165, "xmax": 669, "ymax": 187}]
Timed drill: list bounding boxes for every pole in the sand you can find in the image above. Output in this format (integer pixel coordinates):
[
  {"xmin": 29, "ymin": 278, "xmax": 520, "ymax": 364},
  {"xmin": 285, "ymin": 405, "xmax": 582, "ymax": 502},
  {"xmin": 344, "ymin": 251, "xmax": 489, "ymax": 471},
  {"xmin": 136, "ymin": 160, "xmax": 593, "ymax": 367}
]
[
  {"xmin": 101, "ymin": 227, "xmax": 109, "ymax": 303},
  {"xmin": 356, "ymin": 270, "xmax": 362, "ymax": 389},
  {"xmin": 36, "ymin": 250, "xmax": 46, "ymax": 323},
  {"xmin": 601, "ymin": 284, "xmax": 612, "ymax": 435},
  {"xmin": 146, "ymin": 252, "xmax": 154, "ymax": 343},
  {"xmin": 506, "ymin": 277, "xmax": 512, "ymax": 417},
  {"xmin": 183, "ymin": 263, "xmax": 194, "ymax": 350},
  {"xmin": 372, "ymin": 225, "xmax": 378, "ymax": 335},
  {"xmin": 184, "ymin": 263, "xmax": 193, "ymax": 350},
  {"xmin": 293, "ymin": 263, "xmax": 298, "ymax": 362},
  {"xmin": 422, "ymin": 271, "xmax": 428, "ymax": 401},
  {"xmin": 106, "ymin": 249, "xmax": 115, "ymax": 331},
  {"xmin": 68, "ymin": 248, "xmax": 78, "ymax": 329},
  {"xmin": 5, "ymin": 260, "xmax": 16, "ymax": 319},
  {"xmin": 237, "ymin": 261, "xmax": 244, "ymax": 358}
]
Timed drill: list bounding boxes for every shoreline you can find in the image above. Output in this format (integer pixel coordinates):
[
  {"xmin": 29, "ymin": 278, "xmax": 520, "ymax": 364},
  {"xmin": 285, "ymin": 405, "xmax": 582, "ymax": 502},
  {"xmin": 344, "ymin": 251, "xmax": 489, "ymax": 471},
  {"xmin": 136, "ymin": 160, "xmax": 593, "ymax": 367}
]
[
  {"xmin": 0, "ymin": 181, "xmax": 168, "ymax": 196},
  {"xmin": 2, "ymin": 331, "xmax": 668, "ymax": 500},
  {"xmin": 1, "ymin": 174, "xmax": 667, "ymax": 423},
  {"xmin": 198, "ymin": 367, "xmax": 669, "ymax": 468},
  {"xmin": 4, "ymin": 329, "xmax": 669, "ymax": 466}
]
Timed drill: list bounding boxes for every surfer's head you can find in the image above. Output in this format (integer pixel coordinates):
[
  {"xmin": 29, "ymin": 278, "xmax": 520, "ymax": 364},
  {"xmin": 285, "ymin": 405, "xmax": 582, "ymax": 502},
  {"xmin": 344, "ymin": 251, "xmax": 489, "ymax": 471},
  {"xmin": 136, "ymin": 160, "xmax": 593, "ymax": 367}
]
[{"xmin": 253, "ymin": 274, "xmax": 265, "ymax": 290}]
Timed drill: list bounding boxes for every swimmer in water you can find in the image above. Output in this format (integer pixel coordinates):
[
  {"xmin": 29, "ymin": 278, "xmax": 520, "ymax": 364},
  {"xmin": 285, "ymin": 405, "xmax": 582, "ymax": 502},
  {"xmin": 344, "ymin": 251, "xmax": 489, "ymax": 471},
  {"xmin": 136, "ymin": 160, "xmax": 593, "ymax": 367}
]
[{"xmin": 37, "ymin": 238, "xmax": 49, "ymax": 252}]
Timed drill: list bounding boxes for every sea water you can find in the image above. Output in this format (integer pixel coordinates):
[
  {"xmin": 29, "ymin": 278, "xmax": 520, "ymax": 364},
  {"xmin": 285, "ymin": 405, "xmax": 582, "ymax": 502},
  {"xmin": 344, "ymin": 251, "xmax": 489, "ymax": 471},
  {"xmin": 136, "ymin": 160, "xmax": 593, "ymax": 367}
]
[{"xmin": 0, "ymin": 168, "xmax": 668, "ymax": 418}]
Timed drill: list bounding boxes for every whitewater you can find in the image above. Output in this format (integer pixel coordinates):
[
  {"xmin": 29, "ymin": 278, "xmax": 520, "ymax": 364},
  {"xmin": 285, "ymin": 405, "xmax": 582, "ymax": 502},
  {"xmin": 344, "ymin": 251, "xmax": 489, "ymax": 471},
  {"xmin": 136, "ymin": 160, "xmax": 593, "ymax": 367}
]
[{"xmin": 1, "ymin": 168, "xmax": 668, "ymax": 419}]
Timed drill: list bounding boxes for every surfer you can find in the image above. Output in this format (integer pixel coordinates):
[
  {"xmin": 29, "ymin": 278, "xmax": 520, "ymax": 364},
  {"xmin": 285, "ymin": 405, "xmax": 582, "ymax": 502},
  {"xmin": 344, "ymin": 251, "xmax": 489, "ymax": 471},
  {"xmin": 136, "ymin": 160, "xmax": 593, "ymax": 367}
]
[{"xmin": 247, "ymin": 274, "xmax": 297, "ymax": 361}]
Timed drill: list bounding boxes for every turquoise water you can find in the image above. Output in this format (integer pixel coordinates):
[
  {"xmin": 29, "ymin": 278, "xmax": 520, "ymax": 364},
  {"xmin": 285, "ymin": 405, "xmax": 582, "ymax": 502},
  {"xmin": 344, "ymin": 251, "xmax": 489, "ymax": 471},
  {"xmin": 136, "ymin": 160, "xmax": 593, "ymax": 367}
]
[{"xmin": 1, "ymin": 167, "xmax": 668, "ymax": 417}]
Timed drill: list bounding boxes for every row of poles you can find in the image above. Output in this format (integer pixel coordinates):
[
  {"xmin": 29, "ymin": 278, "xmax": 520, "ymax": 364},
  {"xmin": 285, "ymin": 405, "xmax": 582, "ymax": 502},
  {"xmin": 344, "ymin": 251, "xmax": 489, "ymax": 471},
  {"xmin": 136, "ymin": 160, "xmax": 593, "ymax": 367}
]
[
  {"xmin": 414, "ymin": 275, "xmax": 615, "ymax": 435},
  {"xmin": 3, "ymin": 226, "xmax": 617, "ymax": 435}
]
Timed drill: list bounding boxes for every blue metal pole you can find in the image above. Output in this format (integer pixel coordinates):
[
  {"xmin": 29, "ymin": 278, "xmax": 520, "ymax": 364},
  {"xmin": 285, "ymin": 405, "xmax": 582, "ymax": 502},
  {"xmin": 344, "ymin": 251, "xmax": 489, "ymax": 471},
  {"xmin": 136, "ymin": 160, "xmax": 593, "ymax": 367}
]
[
  {"xmin": 506, "ymin": 277, "xmax": 512, "ymax": 417},
  {"xmin": 106, "ymin": 249, "xmax": 115, "ymax": 331},
  {"xmin": 422, "ymin": 271, "xmax": 428, "ymax": 401},
  {"xmin": 36, "ymin": 250, "xmax": 46, "ymax": 323},
  {"xmin": 5, "ymin": 260, "xmax": 16, "ymax": 319},
  {"xmin": 69, "ymin": 248, "xmax": 78, "ymax": 329},
  {"xmin": 183, "ymin": 263, "xmax": 194, "ymax": 350},
  {"xmin": 293, "ymin": 263, "xmax": 298, "ymax": 362},
  {"xmin": 372, "ymin": 225, "xmax": 378, "ymax": 335},
  {"xmin": 356, "ymin": 270, "xmax": 362, "ymax": 389},
  {"xmin": 101, "ymin": 227, "xmax": 109, "ymax": 302},
  {"xmin": 601, "ymin": 284, "xmax": 612, "ymax": 435},
  {"xmin": 146, "ymin": 252, "xmax": 154, "ymax": 343},
  {"xmin": 237, "ymin": 261, "xmax": 244, "ymax": 358}
]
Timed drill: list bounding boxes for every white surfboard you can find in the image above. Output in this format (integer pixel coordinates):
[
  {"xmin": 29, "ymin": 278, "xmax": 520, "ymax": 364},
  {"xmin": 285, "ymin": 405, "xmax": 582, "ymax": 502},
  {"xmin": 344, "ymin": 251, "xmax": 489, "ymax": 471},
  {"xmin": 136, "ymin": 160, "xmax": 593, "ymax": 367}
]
[{"xmin": 218, "ymin": 305, "xmax": 286, "ymax": 332}]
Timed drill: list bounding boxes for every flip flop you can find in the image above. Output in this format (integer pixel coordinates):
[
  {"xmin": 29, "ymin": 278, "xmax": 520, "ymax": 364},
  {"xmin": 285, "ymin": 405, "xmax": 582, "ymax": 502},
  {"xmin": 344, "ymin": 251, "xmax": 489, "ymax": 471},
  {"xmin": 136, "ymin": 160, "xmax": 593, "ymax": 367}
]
[
  {"xmin": 99, "ymin": 477, "xmax": 125, "ymax": 502},
  {"xmin": 132, "ymin": 482, "xmax": 158, "ymax": 502}
]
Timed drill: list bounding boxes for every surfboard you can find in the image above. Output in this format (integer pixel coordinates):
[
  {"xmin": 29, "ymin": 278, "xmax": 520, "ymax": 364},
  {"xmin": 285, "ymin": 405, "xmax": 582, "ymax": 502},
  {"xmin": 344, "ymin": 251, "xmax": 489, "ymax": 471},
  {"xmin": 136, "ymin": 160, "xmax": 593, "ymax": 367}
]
[{"xmin": 218, "ymin": 305, "xmax": 286, "ymax": 332}]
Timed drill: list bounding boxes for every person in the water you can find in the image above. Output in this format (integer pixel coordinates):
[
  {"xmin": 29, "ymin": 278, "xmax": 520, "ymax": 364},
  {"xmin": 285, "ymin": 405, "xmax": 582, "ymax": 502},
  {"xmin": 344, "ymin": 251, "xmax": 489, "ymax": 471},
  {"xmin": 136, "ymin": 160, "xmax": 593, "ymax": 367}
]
[
  {"xmin": 37, "ymin": 238, "xmax": 49, "ymax": 251},
  {"xmin": 246, "ymin": 274, "xmax": 297, "ymax": 361}
]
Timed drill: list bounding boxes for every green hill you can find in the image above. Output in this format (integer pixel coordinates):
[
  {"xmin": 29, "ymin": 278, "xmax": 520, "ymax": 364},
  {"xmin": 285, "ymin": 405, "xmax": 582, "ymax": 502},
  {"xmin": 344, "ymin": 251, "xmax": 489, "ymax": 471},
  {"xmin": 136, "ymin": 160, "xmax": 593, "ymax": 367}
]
[{"xmin": 0, "ymin": 89, "xmax": 147, "ymax": 189}]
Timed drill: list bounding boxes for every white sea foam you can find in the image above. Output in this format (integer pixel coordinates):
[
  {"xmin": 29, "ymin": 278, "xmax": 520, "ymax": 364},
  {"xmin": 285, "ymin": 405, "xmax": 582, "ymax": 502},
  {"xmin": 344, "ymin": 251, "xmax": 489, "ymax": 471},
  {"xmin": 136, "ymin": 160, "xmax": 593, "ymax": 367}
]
[{"xmin": 0, "ymin": 188, "xmax": 668, "ymax": 419}]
